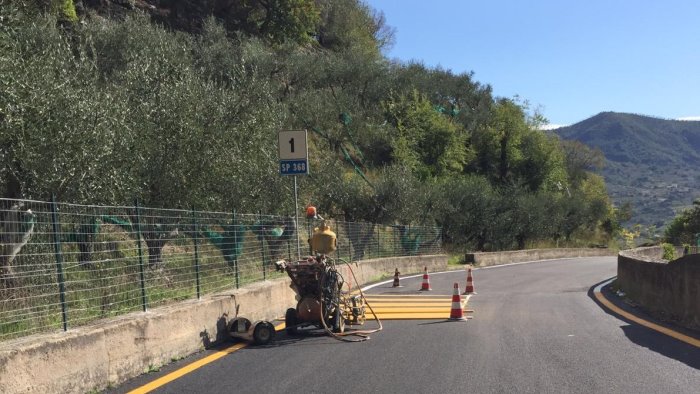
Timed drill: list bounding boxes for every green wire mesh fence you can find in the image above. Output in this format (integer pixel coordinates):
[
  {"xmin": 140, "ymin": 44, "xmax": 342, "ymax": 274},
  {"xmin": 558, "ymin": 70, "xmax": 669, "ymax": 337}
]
[{"xmin": 0, "ymin": 198, "xmax": 441, "ymax": 341}]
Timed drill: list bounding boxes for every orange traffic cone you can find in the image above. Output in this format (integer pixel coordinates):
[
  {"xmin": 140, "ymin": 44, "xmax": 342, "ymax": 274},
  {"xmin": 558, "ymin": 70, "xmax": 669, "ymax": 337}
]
[
  {"xmin": 449, "ymin": 283, "xmax": 467, "ymax": 321},
  {"xmin": 392, "ymin": 268, "xmax": 401, "ymax": 287},
  {"xmin": 419, "ymin": 267, "xmax": 432, "ymax": 291},
  {"xmin": 462, "ymin": 267, "xmax": 476, "ymax": 295}
]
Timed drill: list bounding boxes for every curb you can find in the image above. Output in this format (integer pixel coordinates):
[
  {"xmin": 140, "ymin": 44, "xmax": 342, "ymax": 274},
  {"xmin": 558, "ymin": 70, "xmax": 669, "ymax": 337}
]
[{"xmin": 593, "ymin": 277, "xmax": 700, "ymax": 349}]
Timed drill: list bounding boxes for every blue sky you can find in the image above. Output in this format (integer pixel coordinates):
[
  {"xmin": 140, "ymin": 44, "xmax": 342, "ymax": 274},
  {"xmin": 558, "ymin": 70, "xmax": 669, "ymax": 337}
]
[{"xmin": 364, "ymin": 0, "xmax": 700, "ymax": 126}]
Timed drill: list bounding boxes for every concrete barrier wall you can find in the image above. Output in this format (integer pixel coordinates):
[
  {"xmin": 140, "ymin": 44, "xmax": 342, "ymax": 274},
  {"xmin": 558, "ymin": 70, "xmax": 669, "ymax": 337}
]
[
  {"xmin": 617, "ymin": 247, "xmax": 700, "ymax": 331},
  {"xmin": 465, "ymin": 248, "xmax": 615, "ymax": 267},
  {"xmin": 0, "ymin": 255, "xmax": 446, "ymax": 394},
  {"xmin": 338, "ymin": 254, "xmax": 448, "ymax": 288}
]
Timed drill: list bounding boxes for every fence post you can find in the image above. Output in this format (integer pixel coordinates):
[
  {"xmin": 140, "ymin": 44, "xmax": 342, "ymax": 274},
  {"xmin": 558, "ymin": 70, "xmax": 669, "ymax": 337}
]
[
  {"xmin": 133, "ymin": 199, "xmax": 147, "ymax": 312},
  {"xmin": 287, "ymin": 213, "xmax": 292, "ymax": 260},
  {"xmin": 232, "ymin": 209, "xmax": 239, "ymax": 289},
  {"xmin": 401, "ymin": 223, "xmax": 413, "ymax": 256},
  {"xmin": 348, "ymin": 223, "xmax": 353, "ymax": 262},
  {"xmin": 192, "ymin": 207, "xmax": 201, "ymax": 300},
  {"xmin": 259, "ymin": 211, "xmax": 266, "ymax": 281},
  {"xmin": 376, "ymin": 224, "xmax": 380, "ymax": 258},
  {"xmin": 307, "ymin": 217, "xmax": 313, "ymax": 255},
  {"xmin": 50, "ymin": 195, "xmax": 68, "ymax": 331},
  {"xmin": 335, "ymin": 220, "xmax": 340, "ymax": 261},
  {"xmin": 394, "ymin": 226, "xmax": 399, "ymax": 256}
]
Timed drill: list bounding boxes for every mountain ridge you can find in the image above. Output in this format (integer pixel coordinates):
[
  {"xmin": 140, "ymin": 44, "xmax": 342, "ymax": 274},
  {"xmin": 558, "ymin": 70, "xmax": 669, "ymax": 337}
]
[{"xmin": 555, "ymin": 112, "xmax": 700, "ymax": 227}]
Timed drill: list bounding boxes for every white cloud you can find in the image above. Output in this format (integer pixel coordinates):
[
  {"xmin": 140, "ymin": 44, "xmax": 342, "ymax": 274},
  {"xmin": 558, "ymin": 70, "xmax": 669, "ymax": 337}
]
[
  {"xmin": 539, "ymin": 123, "xmax": 567, "ymax": 130},
  {"xmin": 677, "ymin": 116, "xmax": 700, "ymax": 121}
]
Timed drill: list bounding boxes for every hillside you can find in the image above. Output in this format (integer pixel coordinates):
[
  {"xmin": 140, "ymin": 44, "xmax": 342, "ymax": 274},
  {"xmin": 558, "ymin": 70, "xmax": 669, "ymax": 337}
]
[
  {"xmin": 1, "ymin": 2, "xmax": 621, "ymax": 251},
  {"xmin": 556, "ymin": 112, "xmax": 700, "ymax": 227}
]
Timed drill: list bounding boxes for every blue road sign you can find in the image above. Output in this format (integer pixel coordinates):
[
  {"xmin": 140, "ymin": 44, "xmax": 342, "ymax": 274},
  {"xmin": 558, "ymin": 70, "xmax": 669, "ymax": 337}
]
[{"xmin": 280, "ymin": 159, "xmax": 309, "ymax": 175}]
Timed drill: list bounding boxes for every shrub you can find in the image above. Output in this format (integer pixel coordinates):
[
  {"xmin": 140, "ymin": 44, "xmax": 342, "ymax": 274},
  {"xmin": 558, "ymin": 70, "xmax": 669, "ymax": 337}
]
[{"xmin": 661, "ymin": 243, "xmax": 676, "ymax": 261}]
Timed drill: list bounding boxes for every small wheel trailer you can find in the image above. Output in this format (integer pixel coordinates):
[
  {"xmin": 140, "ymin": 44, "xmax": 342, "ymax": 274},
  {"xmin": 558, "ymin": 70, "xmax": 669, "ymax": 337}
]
[{"xmin": 227, "ymin": 317, "xmax": 276, "ymax": 346}]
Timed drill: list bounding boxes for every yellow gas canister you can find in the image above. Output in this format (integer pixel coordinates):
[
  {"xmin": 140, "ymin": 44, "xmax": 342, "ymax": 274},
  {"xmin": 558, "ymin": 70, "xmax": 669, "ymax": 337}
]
[{"xmin": 310, "ymin": 222, "xmax": 337, "ymax": 254}]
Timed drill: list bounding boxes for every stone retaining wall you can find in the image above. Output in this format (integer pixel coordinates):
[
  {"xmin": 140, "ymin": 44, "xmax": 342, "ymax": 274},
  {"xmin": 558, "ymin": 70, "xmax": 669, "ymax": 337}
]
[
  {"xmin": 0, "ymin": 255, "xmax": 447, "ymax": 394},
  {"xmin": 465, "ymin": 248, "xmax": 615, "ymax": 267},
  {"xmin": 617, "ymin": 247, "xmax": 700, "ymax": 331}
]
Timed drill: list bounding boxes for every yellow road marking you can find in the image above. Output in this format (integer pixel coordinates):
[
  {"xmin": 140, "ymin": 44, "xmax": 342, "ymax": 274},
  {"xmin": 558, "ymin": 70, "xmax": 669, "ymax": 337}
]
[
  {"xmin": 369, "ymin": 307, "xmax": 453, "ymax": 313},
  {"xmin": 366, "ymin": 309, "xmax": 471, "ymax": 319},
  {"xmin": 130, "ymin": 293, "xmax": 475, "ymax": 392},
  {"xmin": 365, "ymin": 298, "xmax": 459, "ymax": 301},
  {"xmin": 364, "ymin": 296, "xmax": 468, "ymax": 302},
  {"xmin": 365, "ymin": 295, "xmax": 466, "ymax": 302},
  {"xmin": 365, "ymin": 302, "xmax": 459, "ymax": 307},
  {"xmin": 364, "ymin": 295, "xmax": 471, "ymax": 319},
  {"xmin": 128, "ymin": 323, "xmax": 286, "ymax": 394},
  {"xmin": 594, "ymin": 291, "xmax": 700, "ymax": 348},
  {"xmin": 365, "ymin": 293, "xmax": 452, "ymax": 300},
  {"xmin": 366, "ymin": 313, "xmax": 450, "ymax": 319}
]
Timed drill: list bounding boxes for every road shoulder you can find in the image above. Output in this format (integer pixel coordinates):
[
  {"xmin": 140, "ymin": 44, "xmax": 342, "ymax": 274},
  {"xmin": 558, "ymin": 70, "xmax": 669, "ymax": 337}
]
[{"xmin": 592, "ymin": 277, "xmax": 700, "ymax": 349}]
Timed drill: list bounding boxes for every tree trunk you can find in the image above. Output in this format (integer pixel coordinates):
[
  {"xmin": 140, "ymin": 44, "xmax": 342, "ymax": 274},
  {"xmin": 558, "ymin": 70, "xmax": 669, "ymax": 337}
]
[
  {"xmin": 0, "ymin": 203, "xmax": 35, "ymax": 287},
  {"xmin": 343, "ymin": 221, "xmax": 375, "ymax": 260},
  {"xmin": 145, "ymin": 237, "xmax": 166, "ymax": 268}
]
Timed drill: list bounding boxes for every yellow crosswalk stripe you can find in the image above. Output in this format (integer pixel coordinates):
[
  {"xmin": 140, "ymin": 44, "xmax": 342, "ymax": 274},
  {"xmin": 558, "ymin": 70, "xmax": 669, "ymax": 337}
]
[
  {"xmin": 360, "ymin": 298, "xmax": 452, "ymax": 306},
  {"xmin": 363, "ymin": 294, "xmax": 452, "ymax": 298},
  {"xmin": 365, "ymin": 313, "xmax": 449, "ymax": 320},
  {"xmin": 368, "ymin": 307, "xmax": 453, "ymax": 313},
  {"xmin": 362, "ymin": 294, "xmax": 472, "ymax": 320},
  {"xmin": 371, "ymin": 305, "xmax": 454, "ymax": 309}
]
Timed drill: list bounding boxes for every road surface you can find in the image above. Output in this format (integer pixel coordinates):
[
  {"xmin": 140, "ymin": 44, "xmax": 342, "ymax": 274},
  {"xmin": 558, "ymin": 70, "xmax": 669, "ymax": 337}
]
[{"xmin": 112, "ymin": 257, "xmax": 700, "ymax": 393}]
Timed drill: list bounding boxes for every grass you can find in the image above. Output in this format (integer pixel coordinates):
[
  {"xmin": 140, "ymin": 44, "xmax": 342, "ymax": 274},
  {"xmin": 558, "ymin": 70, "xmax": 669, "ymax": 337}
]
[
  {"xmin": 1, "ymin": 218, "xmax": 440, "ymax": 341},
  {"xmin": 447, "ymin": 254, "xmax": 464, "ymax": 266}
]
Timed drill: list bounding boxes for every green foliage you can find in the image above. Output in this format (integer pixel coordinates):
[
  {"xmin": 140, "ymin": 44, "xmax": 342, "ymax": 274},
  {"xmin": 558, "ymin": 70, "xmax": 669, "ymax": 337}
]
[
  {"xmin": 1, "ymin": 13, "xmax": 119, "ymax": 202},
  {"xmin": 471, "ymin": 99, "xmax": 526, "ymax": 183},
  {"xmin": 383, "ymin": 90, "xmax": 468, "ymax": 178},
  {"xmin": 518, "ymin": 128, "xmax": 568, "ymax": 191},
  {"xmin": 142, "ymin": 0, "xmax": 320, "ymax": 45},
  {"xmin": 447, "ymin": 254, "xmax": 463, "ymax": 266},
  {"xmin": 560, "ymin": 140, "xmax": 605, "ymax": 187},
  {"xmin": 0, "ymin": 7, "xmax": 619, "ymax": 253},
  {"xmin": 317, "ymin": 0, "xmax": 392, "ymax": 56},
  {"xmin": 259, "ymin": 0, "xmax": 320, "ymax": 44},
  {"xmin": 620, "ymin": 225, "xmax": 641, "ymax": 249},
  {"xmin": 434, "ymin": 175, "xmax": 495, "ymax": 249},
  {"xmin": 665, "ymin": 200, "xmax": 700, "ymax": 245},
  {"xmin": 661, "ymin": 243, "xmax": 676, "ymax": 261},
  {"xmin": 220, "ymin": 0, "xmax": 322, "ymax": 45},
  {"xmin": 58, "ymin": 0, "xmax": 77, "ymax": 22},
  {"xmin": 372, "ymin": 166, "xmax": 430, "ymax": 224},
  {"xmin": 469, "ymin": 99, "xmax": 569, "ymax": 193},
  {"xmin": 392, "ymin": 63, "xmax": 493, "ymax": 127}
]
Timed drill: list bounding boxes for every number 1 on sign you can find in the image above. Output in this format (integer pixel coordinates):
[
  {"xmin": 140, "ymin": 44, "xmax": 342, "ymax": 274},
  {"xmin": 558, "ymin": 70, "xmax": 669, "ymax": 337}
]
[{"xmin": 289, "ymin": 138, "xmax": 295, "ymax": 153}]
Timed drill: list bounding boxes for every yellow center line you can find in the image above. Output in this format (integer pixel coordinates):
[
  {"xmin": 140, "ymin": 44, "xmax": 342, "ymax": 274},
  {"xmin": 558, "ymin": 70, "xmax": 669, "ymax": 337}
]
[
  {"xmin": 130, "ymin": 292, "xmax": 474, "ymax": 392},
  {"xmin": 594, "ymin": 291, "xmax": 700, "ymax": 348},
  {"xmin": 128, "ymin": 323, "xmax": 286, "ymax": 394}
]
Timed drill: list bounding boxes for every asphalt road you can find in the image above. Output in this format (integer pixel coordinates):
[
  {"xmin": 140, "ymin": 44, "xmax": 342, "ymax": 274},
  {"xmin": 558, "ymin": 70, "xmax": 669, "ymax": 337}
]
[{"xmin": 113, "ymin": 257, "xmax": 700, "ymax": 393}]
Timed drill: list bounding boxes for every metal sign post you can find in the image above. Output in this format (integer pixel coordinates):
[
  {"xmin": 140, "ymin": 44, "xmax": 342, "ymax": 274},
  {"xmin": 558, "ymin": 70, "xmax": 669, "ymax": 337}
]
[
  {"xmin": 279, "ymin": 130, "xmax": 309, "ymax": 260},
  {"xmin": 293, "ymin": 175, "xmax": 300, "ymax": 259}
]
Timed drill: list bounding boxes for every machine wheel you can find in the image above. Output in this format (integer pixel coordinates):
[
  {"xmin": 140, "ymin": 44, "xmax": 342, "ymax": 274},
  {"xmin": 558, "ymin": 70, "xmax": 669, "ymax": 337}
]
[
  {"xmin": 285, "ymin": 308, "xmax": 298, "ymax": 336},
  {"xmin": 253, "ymin": 322, "xmax": 275, "ymax": 345},
  {"xmin": 332, "ymin": 307, "xmax": 345, "ymax": 334}
]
